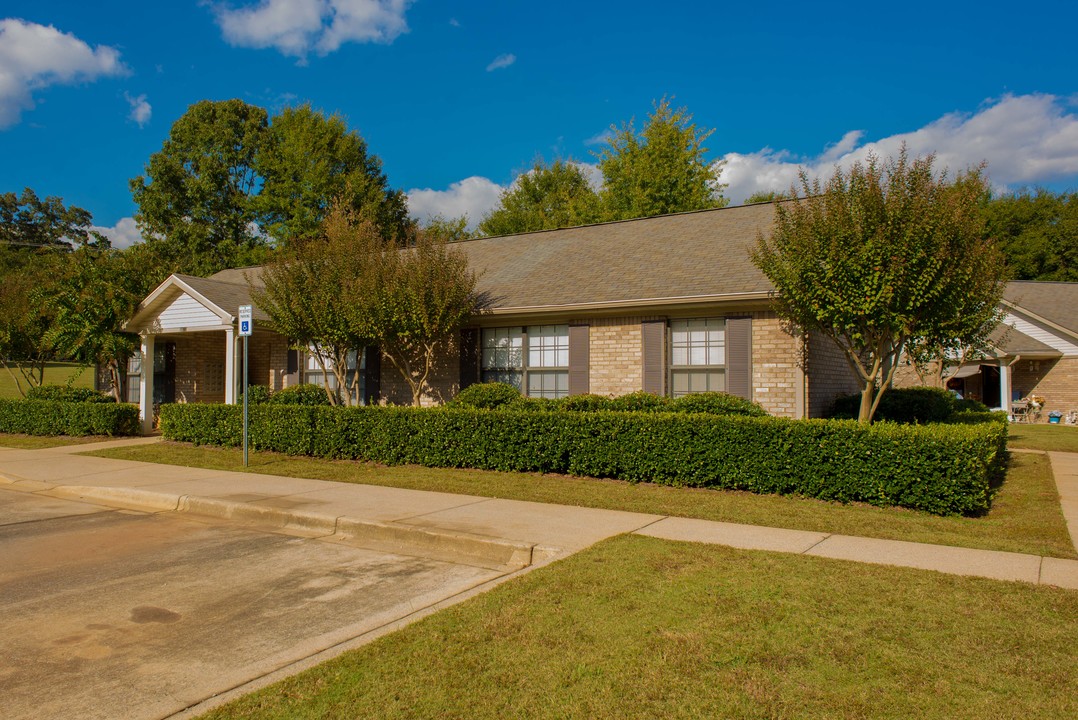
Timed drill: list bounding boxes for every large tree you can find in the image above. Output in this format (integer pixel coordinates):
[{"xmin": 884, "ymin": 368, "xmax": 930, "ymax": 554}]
[
  {"xmin": 0, "ymin": 188, "xmax": 104, "ymax": 252},
  {"xmin": 44, "ymin": 245, "xmax": 165, "ymax": 401},
  {"xmin": 983, "ymin": 189, "xmax": 1077, "ymax": 281},
  {"xmin": 255, "ymin": 103, "xmax": 411, "ymax": 247},
  {"xmin": 0, "ymin": 251, "xmax": 66, "ymax": 394},
  {"xmin": 596, "ymin": 98, "xmax": 727, "ymax": 220},
  {"xmin": 478, "ymin": 159, "xmax": 600, "ymax": 236},
  {"xmin": 752, "ymin": 150, "xmax": 1007, "ymax": 423},
  {"xmin": 131, "ymin": 99, "xmax": 270, "ymax": 276}
]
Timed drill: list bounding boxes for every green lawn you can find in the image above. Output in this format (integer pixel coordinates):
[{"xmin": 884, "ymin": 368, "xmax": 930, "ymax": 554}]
[
  {"xmin": 0, "ymin": 362, "xmax": 94, "ymax": 399},
  {"xmin": 200, "ymin": 535, "xmax": 1078, "ymax": 720},
  {"xmin": 1008, "ymin": 422, "xmax": 1078, "ymax": 452},
  {"xmin": 86, "ymin": 442, "xmax": 1075, "ymax": 559}
]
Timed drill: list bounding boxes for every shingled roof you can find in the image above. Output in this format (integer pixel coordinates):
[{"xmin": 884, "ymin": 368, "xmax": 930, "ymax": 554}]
[
  {"xmin": 1003, "ymin": 281, "xmax": 1078, "ymax": 336},
  {"xmin": 207, "ymin": 202, "xmax": 776, "ymax": 313}
]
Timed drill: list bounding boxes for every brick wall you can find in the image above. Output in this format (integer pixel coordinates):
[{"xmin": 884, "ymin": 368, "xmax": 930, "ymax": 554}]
[
  {"xmin": 1012, "ymin": 358, "xmax": 1078, "ymax": 417},
  {"xmin": 173, "ymin": 333, "xmax": 225, "ymax": 403},
  {"xmin": 805, "ymin": 331, "xmax": 861, "ymax": 418},
  {"xmin": 588, "ymin": 316, "xmax": 646, "ymax": 396},
  {"xmin": 248, "ymin": 331, "xmax": 290, "ymax": 391},
  {"xmin": 750, "ymin": 311, "xmax": 801, "ymax": 418}
]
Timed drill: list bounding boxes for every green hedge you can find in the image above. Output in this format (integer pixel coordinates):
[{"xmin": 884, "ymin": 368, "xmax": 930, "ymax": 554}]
[
  {"xmin": 0, "ymin": 399, "xmax": 140, "ymax": 436},
  {"xmin": 160, "ymin": 403, "xmax": 1007, "ymax": 516},
  {"xmin": 26, "ymin": 385, "xmax": 115, "ymax": 403}
]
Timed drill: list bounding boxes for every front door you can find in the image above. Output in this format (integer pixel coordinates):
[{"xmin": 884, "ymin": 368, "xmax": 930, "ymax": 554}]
[
  {"xmin": 153, "ymin": 342, "xmax": 176, "ymax": 405},
  {"xmin": 980, "ymin": 365, "xmax": 1000, "ymax": 408}
]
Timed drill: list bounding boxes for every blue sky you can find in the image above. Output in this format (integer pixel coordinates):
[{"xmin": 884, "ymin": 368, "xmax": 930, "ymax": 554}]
[{"xmin": 2, "ymin": 1, "xmax": 1077, "ymax": 247}]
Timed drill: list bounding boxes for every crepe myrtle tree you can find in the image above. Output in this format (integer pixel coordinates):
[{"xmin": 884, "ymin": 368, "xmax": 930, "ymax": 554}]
[
  {"xmin": 354, "ymin": 226, "xmax": 490, "ymax": 407},
  {"xmin": 250, "ymin": 207, "xmax": 377, "ymax": 406},
  {"xmin": 752, "ymin": 148, "xmax": 1007, "ymax": 423},
  {"xmin": 253, "ymin": 204, "xmax": 489, "ymax": 407}
]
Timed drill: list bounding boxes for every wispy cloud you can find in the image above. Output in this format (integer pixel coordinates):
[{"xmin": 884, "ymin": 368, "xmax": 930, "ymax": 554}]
[
  {"xmin": 717, "ymin": 94, "xmax": 1078, "ymax": 203},
  {"xmin": 124, "ymin": 92, "xmax": 151, "ymax": 128},
  {"xmin": 0, "ymin": 19, "xmax": 127, "ymax": 129},
  {"xmin": 584, "ymin": 128, "xmax": 613, "ymax": 146},
  {"xmin": 449, "ymin": 17, "xmax": 460, "ymax": 27},
  {"xmin": 213, "ymin": 0, "xmax": 413, "ymax": 62},
  {"xmin": 486, "ymin": 53, "xmax": 516, "ymax": 72}
]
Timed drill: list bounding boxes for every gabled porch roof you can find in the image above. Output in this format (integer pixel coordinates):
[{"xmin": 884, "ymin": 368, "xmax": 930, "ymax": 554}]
[{"xmin": 125, "ymin": 272, "xmax": 267, "ymax": 335}]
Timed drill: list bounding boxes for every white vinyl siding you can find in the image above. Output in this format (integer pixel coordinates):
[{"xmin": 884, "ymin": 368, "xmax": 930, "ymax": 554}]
[
  {"xmin": 152, "ymin": 294, "xmax": 222, "ymax": 330},
  {"xmin": 669, "ymin": 318, "xmax": 726, "ymax": 396},
  {"xmin": 482, "ymin": 325, "xmax": 569, "ymax": 398},
  {"xmin": 1004, "ymin": 313, "xmax": 1078, "ymax": 356}
]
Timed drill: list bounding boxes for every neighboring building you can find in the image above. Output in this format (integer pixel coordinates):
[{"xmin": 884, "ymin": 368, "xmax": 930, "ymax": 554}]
[
  {"xmin": 119, "ymin": 202, "xmax": 872, "ymax": 433},
  {"xmin": 895, "ymin": 281, "xmax": 1078, "ymax": 419}
]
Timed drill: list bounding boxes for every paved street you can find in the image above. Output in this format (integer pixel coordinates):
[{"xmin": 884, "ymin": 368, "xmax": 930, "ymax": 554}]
[{"xmin": 0, "ymin": 489, "xmax": 505, "ymax": 720}]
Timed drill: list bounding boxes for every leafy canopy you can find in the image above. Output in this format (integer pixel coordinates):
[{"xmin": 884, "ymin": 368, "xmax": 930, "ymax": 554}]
[
  {"xmin": 752, "ymin": 149, "xmax": 1007, "ymax": 423},
  {"xmin": 478, "ymin": 160, "xmax": 600, "ymax": 236},
  {"xmin": 132, "ymin": 99, "xmax": 409, "ymax": 276},
  {"xmin": 983, "ymin": 188, "xmax": 1077, "ymax": 281},
  {"xmin": 597, "ymin": 98, "xmax": 727, "ymax": 221}
]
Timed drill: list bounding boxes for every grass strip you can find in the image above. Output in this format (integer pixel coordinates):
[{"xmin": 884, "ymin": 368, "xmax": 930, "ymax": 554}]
[
  {"xmin": 85, "ymin": 442, "xmax": 1075, "ymax": 559},
  {"xmin": 1008, "ymin": 423, "xmax": 1078, "ymax": 453},
  {"xmin": 0, "ymin": 433, "xmax": 111, "ymax": 449},
  {"xmin": 199, "ymin": 535, "xmax": 1078, "ymax": 720}
]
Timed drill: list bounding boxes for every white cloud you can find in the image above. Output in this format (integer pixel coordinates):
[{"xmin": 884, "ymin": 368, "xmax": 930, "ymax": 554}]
[
  {"xmin": 124, "ymin": 92, "xmax": 151, "ymax": 127},
  {"xmin": 0, "ymin": 19, "xmax": 127, "ymax": 129},
  {"xmin": 717, "ymin": 94, "xmax": 1078, "ymax": 203},
  {"xmin": 92, "ymin": 217, "xmax": 144, "ymax": 250},
  {"xmin": 406, "ymin": 176, "xmax": 505, "ymax": 229},
  {"xmin": 213, "ymin": 0, "xmax": 412, "ymax": 60},
  {"xmin": 486, "ymin": 53, "xmax": 515, "ymax": 72},
  {"xmin": 449, "ymin": 18, "xmax": 460, "ymax": 28}
]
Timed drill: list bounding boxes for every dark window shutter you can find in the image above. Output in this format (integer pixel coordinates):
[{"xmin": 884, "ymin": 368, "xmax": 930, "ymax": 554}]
[
  {"xmin": 459, "ymin": 328, "xmax": 480, "ymax": 390},
  {"xmin": 726, "ymin": 316, "xmax": 752, "ymax": 400},
  {"xmin": 286, "ymin": 348, "xmax": 299, "ymax": 375},
  {"xmin": 568, "ymin": 324, "xmax": 590, "ymax": 395},
  {"xmin": 642, "ymin": 319, "xmax": 666, "ymax": 395},
  {"xmin": 363, "ymin": 347, "xmax": 381, "ymax": 404}
]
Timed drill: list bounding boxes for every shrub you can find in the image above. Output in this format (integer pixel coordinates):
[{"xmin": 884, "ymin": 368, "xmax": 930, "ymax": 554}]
[
  {"xmin": 670, "ymin": 391, "xmax": 767, "ymax": 417},
  {"xmin": 449, "ymin": 382, "xmax": 521, "ymax": 410},
  {"xmin": 241, "ymin": 385, "xmax": 272, "ymax": 405},
  {"xmin": 160, "ymin": 402, "xmax": 1005, "ymax": 516},
  {"xmin": 268, "ymin": 383, "xmax": 333, "ymax": 406},
  {"xmin": 607, "ymin": 391, "xmax": 672, "ymax": 413},
  {"xmin": 953, "ymin": 398, "xmax": 990, "ymax": 413},
  {"xmin": 831, "ymin": 387, "xmax": 956, "ymax": 424},
  {"xmin": 556, "ymin": 394, "xmax": 617, "ymax": 412},
  {"xmin": 0, "ymin": 398, "xmax": 139, "ymax": 436},
  {"xmin": 26, "ymin": 384, "xmax": 114, "ymax": 403}
]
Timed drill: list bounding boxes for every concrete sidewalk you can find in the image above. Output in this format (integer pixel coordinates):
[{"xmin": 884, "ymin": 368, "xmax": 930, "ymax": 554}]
[{"xmin": 1, "ymin": 437, "xmax": 1077, "ymax": 589}]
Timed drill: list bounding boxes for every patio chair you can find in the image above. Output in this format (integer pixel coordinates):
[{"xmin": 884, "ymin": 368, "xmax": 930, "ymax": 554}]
[{"xmin": 1010, "ymin": 401, "xmax": 1031, "ymax": 423}]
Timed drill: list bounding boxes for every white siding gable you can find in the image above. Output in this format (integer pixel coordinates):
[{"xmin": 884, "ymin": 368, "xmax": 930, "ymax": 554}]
[
  {"xmin": 1004, "ymin": 312, "xmax": 1078, "ymax": 357},
  {"xmin": 150, "ymin": 293, "xmax": 224, "ymax": 331}
]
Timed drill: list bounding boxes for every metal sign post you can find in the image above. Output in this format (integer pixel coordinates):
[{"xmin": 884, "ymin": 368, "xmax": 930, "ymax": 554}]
[{"xmin": 238, "ymin": 305, "xmax": 253, "ymax": 467}]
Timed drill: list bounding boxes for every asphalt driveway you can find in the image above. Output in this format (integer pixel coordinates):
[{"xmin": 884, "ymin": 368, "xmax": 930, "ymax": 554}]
[{"xmin": 0, "ymin": 489, "xmax": 506, "ymax": 720}]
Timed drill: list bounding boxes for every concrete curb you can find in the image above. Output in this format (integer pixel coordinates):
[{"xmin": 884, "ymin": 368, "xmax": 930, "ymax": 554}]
[{"xmin": 31, "ymin": 483, "xmax": 534, "ymax": 572}]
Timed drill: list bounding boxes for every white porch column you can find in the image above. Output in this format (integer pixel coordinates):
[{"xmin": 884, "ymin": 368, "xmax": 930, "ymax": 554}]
[
  {"xmin": 999, "ymin": 363, "xmax": 1012, "ymax": 413},
  {"xmin": 139, "ymin": 334, "xmax": 155, "ymax": 435},
  {"xmin": 225, "ymin": 327, "xmax": 237, "ymax": 405}
]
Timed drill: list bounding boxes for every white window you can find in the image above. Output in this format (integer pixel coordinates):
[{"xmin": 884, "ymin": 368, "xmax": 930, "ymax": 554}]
[
  {"xmin": 669, "ymin": 318, "xmax": 725, "ymax": 397},
  {"xmin": 125, "ymin": 352, "xmax": 142, "ymax": 404},
  {"xmin": 482, "ymin": 325, "xmax": 569, "ymax": 398}
]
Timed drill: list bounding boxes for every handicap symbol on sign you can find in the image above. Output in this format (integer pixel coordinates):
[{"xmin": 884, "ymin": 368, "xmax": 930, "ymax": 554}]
[{"xmin": 241, "ymin": 321, "xmax": 250, "ymax": 333}]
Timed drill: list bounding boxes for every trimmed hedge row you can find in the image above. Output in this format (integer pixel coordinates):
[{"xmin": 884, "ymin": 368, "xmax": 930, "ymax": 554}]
[
  {"xmin": 161, "ymin": 403, "xmax": 1007, "ymax": 516},
  {"xmin": 0, "ymin": 398, "xmax": 140, "ymax": 436}
]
